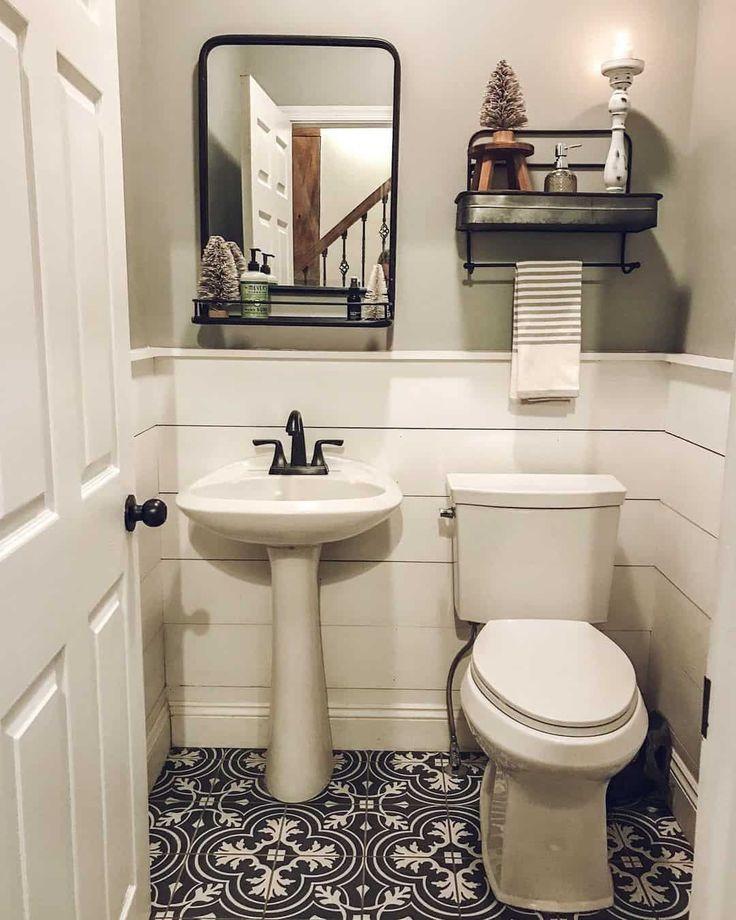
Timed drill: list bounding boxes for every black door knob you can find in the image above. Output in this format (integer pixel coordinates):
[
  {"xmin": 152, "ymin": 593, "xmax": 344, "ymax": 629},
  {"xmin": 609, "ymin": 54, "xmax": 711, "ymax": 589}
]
[{"xmin": 125, "ymin": 495, "xmax": 167, "ymax": 532}]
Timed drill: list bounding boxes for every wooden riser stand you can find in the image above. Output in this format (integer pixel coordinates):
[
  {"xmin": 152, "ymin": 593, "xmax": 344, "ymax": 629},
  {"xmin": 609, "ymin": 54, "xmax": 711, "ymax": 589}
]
[{"xmin": 471, "ymin": 129, "xmax": 535, "ymax": 192}]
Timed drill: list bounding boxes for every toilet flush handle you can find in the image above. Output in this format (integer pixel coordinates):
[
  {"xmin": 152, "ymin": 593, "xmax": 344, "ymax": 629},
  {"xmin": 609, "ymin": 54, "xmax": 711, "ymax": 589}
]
[{"xmin": 439, "ymin": 507, "xmax": 455, "ymax": 519}]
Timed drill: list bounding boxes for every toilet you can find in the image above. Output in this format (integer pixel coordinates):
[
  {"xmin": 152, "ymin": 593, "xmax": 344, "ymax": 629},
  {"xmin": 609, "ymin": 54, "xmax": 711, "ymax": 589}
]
[{"xmin": 449, "ymin": 473, "xmax": 648, "ymax": 914}]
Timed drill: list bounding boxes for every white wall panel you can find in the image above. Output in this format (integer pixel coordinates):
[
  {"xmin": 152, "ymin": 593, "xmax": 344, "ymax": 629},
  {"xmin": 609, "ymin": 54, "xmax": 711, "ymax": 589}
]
[
  {"xmin": 140, "ymin": 564, "xmax": 163, "ymax": 650},
  {"xmin": 651, "ymin": 562, "xmax": 712, "ymax": 778},
  {"xmin": 666, "ymin": 364, "xmax": 731, "ymax": 455},
  {"xmin": 134, "ymin": 427, "xmax": 161, "ymax": 580},
  {"xmin": 132, "ymin": 357, "xmax": 166, "ymax": 436},
  {"xmin": 661, "ymin": 434, "xmax": 724, "ymax": 537},
  {"xmin": 658, "ymin": 504, "xmax": 718, "ymax": 617},
  {"xmin": 159, "ymin": 426, "xmax": 664, "ymax": 499},
  {"xmin": 165, "ymin": 623, "xmax": 271, "ymax": 689},
  {"xmin": 143, "ymin": 627, "xmax": 166, "ymax": 720},
  {"xmin": 607, "ymin": 566, "xmax": 656, "ymax": 631},
  {"xmin": 156, "ymin": 355, "xmax": 667, "ymax": 431}
]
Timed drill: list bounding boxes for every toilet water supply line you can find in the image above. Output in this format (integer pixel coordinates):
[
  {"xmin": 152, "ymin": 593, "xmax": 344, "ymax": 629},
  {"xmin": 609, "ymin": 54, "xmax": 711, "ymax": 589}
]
[{"xmin": 446, "ymin": 622, "xmax": 479, "ymax": 773}]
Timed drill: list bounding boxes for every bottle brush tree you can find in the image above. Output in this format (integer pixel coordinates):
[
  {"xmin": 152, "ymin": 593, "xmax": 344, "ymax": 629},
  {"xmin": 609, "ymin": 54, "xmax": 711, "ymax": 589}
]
[
  {"xmin": 198, "ymin": 235, "xmax": 240, "ymax": 301},
  {"xmin": 480, "ymin": 60, "xmax": 528, "ymax": 135},
  {"xmin": 227, "ymin": 241, "xmax": 247, "ymax": 278}
]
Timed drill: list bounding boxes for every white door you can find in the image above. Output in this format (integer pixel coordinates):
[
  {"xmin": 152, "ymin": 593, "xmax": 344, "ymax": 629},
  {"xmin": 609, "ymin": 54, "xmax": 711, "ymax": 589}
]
[
  {"xmin": 0, "ymin": 0, "xmax": 149, "ymax": 918},
  {"xmin": 241, "ymin": 75, "xmax": 294, "ymax": 285},
  {"xmin": 691, "ymin": 348, "xmax": 736, "ymax": 919}
]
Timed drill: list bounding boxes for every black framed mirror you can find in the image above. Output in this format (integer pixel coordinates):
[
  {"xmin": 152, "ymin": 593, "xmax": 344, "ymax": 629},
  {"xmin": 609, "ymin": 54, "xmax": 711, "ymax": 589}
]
[{"xmin": 197, "ymin": 35, "xmax": 400, "ymax": 314}]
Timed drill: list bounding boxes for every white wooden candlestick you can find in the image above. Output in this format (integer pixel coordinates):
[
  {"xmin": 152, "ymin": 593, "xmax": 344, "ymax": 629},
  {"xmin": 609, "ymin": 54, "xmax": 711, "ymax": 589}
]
[{"xmin": 601, "ymin": 57, "xmax": 644, "ymax": 193}]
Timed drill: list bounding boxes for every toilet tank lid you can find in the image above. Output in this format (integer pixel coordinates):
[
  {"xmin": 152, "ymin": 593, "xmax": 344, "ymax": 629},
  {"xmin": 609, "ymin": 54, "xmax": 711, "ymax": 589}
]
[{"xmin": 446, "ymin": 473, "xmax": 626, "ymax": 509}]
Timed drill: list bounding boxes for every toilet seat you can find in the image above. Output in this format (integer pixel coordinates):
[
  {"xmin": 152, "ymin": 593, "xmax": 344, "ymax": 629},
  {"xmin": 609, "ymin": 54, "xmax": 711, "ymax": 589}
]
[{"xmin": 470, "ymin": 620, "xmax": 638, "ymax": 738}]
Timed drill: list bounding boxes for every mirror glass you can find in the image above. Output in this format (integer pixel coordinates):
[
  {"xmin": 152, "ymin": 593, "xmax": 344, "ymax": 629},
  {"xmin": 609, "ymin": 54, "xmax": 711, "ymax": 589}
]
[{"xmin": 203, "ymin": 41, "xmax": 397, "ymax": 299}]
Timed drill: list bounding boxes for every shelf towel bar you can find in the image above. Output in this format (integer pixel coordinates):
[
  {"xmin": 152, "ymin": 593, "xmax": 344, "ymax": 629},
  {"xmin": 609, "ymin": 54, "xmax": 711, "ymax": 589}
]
[{"xmin": 464, "ymin": 231, "xmax": 640, "ymax": 275}]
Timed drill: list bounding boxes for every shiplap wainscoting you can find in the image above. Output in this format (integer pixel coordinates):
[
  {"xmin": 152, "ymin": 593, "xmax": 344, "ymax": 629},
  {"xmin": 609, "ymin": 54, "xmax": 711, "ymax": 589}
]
[
  {"xmin": 650, "ymin": 362, "xmax": 731, "ymax": 841},
  {"xmin": 131, "ymin": 349, "xmax": 731, "ymax": 840},
  {"xmin": 132, "ymin": 358, "xmax": 170, "ymax": 787}
]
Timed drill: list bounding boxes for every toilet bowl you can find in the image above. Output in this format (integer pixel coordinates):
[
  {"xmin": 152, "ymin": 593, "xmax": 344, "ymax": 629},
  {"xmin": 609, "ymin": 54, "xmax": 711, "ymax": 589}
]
[
  {"xmin": 460, "ymin": 619, "xmax": 647, "ymax": 913},
  {"xmin": 446, "ymin": 473, "xmax": 645, "ymax": 912}
]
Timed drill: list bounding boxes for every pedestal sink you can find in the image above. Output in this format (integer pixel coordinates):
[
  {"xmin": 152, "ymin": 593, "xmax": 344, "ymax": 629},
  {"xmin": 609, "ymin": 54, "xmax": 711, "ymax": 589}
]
[{"xmin": 177, "ymin": 455, "xmax": 402, "ymax": 802}]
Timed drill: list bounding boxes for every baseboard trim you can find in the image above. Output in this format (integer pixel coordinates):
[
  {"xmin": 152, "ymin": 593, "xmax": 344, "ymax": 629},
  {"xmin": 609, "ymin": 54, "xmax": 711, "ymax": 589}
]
[
  {"xmin": 169, "ymin": 699, "xmax": 477, "ymax": 751},
  {"xmin": 146, "ymin": 692, "xmax": 171, "ymax": 789},
  {"xmin": 670, "ymin": 749, "xmax": 698, "ymax": 842}
]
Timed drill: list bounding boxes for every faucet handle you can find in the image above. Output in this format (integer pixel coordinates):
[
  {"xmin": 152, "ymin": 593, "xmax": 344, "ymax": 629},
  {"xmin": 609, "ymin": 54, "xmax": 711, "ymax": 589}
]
[
  {"xmin": 311, "ymin": 439, "xmax": 344, "ymax": 471},
  {"xmin": 253, "ymin": 439, "xmax": 287, "ymax": 473}
]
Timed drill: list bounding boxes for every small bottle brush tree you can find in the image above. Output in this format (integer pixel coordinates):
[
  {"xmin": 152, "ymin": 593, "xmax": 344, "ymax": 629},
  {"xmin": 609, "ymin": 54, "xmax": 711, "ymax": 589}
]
[
  {"xmin": 480, "ymin": 60, "xmax": 528, "ymax": 140},
  {"xmin": 197, "ymin": 235, "xmax": 240, "ymax": 302},
  {"xmin": 227, "ymin": 241, "xmax": 247, "ymax": 278}
]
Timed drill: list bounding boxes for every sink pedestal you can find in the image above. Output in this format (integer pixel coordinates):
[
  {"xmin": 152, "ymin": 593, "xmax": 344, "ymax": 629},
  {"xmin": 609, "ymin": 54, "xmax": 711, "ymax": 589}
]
[{"xmin": 265, "ymin": 545, "xmax": 333, "ymax": 802}]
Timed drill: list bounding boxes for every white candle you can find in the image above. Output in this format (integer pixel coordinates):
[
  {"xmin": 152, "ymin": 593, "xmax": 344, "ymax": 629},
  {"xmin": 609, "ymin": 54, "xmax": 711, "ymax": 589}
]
[{"xmin": 612, "ymin": 32, "xmax": 634, "ymax": 60}]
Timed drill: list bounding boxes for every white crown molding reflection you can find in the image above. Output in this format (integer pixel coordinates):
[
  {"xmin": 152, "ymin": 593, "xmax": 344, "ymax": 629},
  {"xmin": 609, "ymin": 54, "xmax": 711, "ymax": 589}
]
[{"xmin": 280, "ymin": 105, "xmax": 393, "ymax": 127}]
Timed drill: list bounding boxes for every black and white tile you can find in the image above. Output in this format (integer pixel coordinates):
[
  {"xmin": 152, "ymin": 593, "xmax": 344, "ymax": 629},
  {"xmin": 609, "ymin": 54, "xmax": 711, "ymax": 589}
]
[{"xmin": 150, "ymin": 748, "xmax": 693, "ymax": 919}]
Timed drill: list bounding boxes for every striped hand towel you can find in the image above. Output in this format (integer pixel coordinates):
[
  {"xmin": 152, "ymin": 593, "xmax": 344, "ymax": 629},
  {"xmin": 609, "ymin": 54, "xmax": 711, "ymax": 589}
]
[{"xmin": 510, "ymin": 260, "xmax": 582, "ymax": 402}]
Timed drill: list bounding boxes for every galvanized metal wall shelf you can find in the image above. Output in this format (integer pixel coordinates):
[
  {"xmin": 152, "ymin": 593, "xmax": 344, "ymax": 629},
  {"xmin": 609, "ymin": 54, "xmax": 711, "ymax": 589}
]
[{"xmin": 458, "ymin": 128, "xmax": 662, "ymax": 275}]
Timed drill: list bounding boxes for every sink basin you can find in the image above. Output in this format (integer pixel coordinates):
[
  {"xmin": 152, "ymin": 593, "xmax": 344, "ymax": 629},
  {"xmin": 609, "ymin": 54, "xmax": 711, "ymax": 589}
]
[
  {"xmin": 176, "ymin": 454, "xmax": 402, "ymax": 803},
  {"xmin": 177, "ymin": 457, "xmax": 401, "ymax": 546}
]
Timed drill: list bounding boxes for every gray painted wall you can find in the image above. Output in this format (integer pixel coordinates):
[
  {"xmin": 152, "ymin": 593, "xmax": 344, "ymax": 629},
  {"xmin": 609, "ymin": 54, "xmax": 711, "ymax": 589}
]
[
  {"xmin": 681, "ymin": 0, "xmax": 736, "ymax": 359},
  {"xmin": 119, "ymin": 0, "xmax": 700, "ymax": 351}
]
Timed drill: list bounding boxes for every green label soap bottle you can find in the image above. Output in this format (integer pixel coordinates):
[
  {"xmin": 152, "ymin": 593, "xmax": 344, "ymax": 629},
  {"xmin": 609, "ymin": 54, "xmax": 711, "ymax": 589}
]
[{"xmin": 240, "ymin": 247, "xmax": 271, "ymax": 318}]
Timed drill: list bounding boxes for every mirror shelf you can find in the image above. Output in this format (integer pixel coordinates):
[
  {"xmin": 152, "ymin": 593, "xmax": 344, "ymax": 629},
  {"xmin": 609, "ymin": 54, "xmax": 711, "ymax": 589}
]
[{"xmin": 192, "ymin": 315, "xmax": 392, "ymax": 329}]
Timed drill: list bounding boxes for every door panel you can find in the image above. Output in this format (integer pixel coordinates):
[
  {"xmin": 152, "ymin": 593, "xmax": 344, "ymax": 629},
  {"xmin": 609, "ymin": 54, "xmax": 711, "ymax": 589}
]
[
  {"xmin": 90, "ymin": 585, "xmax": 135, "ymax": 918},
  {"xmin": 0, "ymin": 0, "xmax": 148, "ymax": 917},
  {"xmin": 241, "ymin": 75, "xmax": 294, "ymax": 284},
  {"xmin": 58, "ymin": 59, "xmax": 116, "ymax": 487},
  {"xmin": 0, "ymin": 3, "xmax": 52, "ymax": 539},
  {"xmin": 1, "ymin": 654, "xmax": 76, "ymax": 919}
]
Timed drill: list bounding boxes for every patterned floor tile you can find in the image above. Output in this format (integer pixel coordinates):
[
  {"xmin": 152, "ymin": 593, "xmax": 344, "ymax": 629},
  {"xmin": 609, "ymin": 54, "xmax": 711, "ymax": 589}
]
[
  {"xmin": 443, "ymin": 752, "xmax": 487, "ymax": 808},
  {"xmin": 453, "ymin": 857, "xmax": 541, "ymax": 920},
  {"xmin": 149, "ymin": 825, "xmax": 188, "ymax": 912},
  {"xmin": 151, "ymin": 748, "xmax": 225, "ymax": 797},
  {"xmin": 598, "ymin": 799, "xmax": 693, "ymax": 920},
  {"xmin": 265, "ymin": 854, "xmax": 365, "ymax": 920},
  {"xmin": 160, "ymin": 846, "xmax": 274, "ymax": 919},
  {"xmin": 148, "ymin": 749, "xmax": 693, "ymax": 920},
  {"xmin": 365, "ymin": 750, "xmax": 451, "ymax": 854},
  {"xmin": 149, "ymin": 748, "xmax": 235, "ymax": 847},
  {"xmin": 363, "ymin": 855, "xmax": 461, "ymax": 919},
  {"xmin": 369, "ymin": 750, "xmax": 450, "ymax": 802}
]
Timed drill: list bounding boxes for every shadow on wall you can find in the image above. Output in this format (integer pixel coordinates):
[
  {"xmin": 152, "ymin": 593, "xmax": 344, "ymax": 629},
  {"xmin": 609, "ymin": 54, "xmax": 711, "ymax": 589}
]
[
  {"xmin": 207, "ymin": 134, "xmax": 243, "ymax": 251},
  {"xmin": 455, "ymin": 107, "xmax": 689, "ymax": 353}
]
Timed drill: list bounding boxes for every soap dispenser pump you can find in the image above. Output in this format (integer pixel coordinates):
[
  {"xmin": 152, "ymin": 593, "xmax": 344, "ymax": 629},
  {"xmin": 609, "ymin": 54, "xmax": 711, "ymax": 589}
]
[
  {"xmin": 544, "ymin": 143, "xmax": 582, "ymax": 193},
  {"xmin": 260, "ymin": 252, "xmax": 278, "ymax": 285}
]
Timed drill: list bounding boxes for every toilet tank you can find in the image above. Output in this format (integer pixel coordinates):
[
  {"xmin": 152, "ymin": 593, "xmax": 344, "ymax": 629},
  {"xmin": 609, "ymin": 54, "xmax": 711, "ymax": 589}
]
[{"xmin": 447, "ymin": 474, "xmax": 626, "ymax": 624}]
